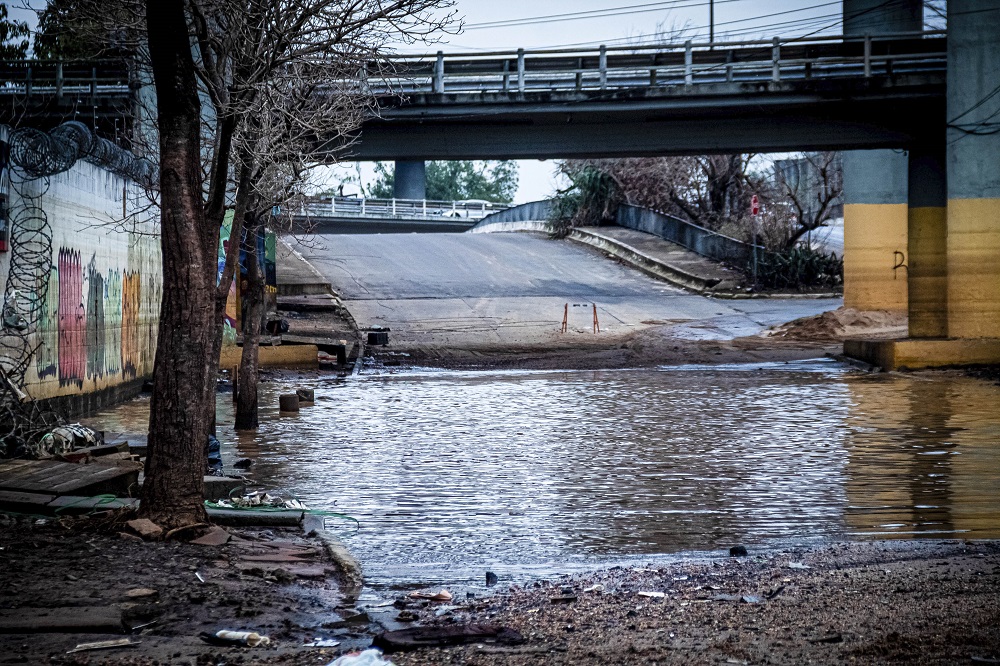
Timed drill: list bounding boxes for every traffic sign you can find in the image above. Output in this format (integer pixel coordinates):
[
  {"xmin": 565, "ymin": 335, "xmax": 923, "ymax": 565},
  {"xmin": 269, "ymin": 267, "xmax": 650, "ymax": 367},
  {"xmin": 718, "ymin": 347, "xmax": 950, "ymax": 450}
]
[{"xmin": 751, "ymin": 194, "xmax": 760, "ymax": 216}]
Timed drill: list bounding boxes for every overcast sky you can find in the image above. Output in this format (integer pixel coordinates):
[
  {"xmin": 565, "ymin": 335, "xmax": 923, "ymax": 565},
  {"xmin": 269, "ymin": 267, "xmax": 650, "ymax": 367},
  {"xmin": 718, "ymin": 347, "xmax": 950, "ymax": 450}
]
[{"xmin": 6, "ymin": 1, "xmax": 943, "ymax": 202}]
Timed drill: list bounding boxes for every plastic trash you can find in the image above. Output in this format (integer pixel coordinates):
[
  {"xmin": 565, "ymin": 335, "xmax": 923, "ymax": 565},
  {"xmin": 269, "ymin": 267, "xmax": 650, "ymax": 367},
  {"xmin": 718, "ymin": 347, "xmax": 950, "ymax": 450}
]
[
  {"xmin": 326, "ymin": 649, "xmax": 395, "ymax": 666},
  {"xmin": 200, "ymin": 629, "xmax": 270, "ymax": 647},
  {"xmin": 206, "ymin": 435, "xmax": 223, "ymax": 476}
]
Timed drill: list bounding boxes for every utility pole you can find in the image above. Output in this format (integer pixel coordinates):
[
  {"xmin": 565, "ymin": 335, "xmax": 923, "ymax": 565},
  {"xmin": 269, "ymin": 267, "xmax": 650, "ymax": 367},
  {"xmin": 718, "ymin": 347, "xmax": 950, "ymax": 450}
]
[{"xmin": 709, "ymin": 0, "xmax": 714, "ymax": 47}]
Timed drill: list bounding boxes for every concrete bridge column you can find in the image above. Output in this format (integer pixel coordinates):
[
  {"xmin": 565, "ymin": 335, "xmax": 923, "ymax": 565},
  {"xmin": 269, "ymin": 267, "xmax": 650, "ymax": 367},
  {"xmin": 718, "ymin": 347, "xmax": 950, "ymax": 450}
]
[
  {"xmin": 841, "ymin": 0, "xmax": 922, "ymax": 313},
  {"xmin": 906, "ymin": 146, "xmax": 947, "ymax": 338},
  {"xmin": 842, "ymin": 152, "xmax": 908, "ymax": 312},
  {"xmin": 393, "ymin": 160, "xmax": 426, "ymax": 200},
  {"xmin": 946, "ymin": 0, "xmax": 1000, "ymax": 339}
]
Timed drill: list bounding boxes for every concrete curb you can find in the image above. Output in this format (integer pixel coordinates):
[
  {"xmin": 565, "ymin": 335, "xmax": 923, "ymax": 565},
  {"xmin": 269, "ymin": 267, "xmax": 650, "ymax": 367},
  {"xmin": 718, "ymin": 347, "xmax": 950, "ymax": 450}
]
[
  {"xmin": 472, "ymin": 221, "xmax": 733, "ymax": 294},
  {"xmin": 567, "ymin": 228, "xmax": 736, "ymax": 293},
  {"xmin": 303, "ymin": 514, "xmax": 364, "ymax": 600},
  {"xmin": 277, "ymin": 237, "xmax": 338, "ymax": 297}
]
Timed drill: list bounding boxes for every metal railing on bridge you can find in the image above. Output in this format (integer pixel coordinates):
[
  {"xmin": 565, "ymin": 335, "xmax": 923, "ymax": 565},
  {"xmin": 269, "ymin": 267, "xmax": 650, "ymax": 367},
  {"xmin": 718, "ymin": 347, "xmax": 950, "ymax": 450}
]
[
  {"xmin": 373, "ymin": 31, "xmax": 946, "ymax": 96},
  {"xmin": 297, "ymin": 196, "xmax": 511, "ymax": 221},
  {"xmin": 0, "ymin": 60, "xmax": 131, "ymax": 99}
]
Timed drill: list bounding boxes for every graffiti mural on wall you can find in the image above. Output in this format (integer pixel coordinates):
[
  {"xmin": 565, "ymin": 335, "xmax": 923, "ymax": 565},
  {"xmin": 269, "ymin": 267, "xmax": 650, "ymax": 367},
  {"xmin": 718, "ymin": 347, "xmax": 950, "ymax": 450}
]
[
  {"xmin": 57, "ymin": 249, "xmax": 84, "ymax": 388},
  {"xmin": 30, "ymin": 232, "xmax": 161, "ymax": 395}
]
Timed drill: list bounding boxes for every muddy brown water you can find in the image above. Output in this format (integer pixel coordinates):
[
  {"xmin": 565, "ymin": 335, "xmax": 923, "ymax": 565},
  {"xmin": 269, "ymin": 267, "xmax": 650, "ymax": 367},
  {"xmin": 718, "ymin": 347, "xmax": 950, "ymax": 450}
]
[{"xmin": 88, "ymin": 359, "xmax": 1000, "ymax": 589}]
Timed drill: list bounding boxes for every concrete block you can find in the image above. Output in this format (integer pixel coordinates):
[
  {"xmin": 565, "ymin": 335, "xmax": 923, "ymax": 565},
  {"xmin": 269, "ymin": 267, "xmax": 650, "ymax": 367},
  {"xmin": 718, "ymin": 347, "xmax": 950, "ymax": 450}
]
[
  {"xmin": 203, "ymin": 476, "xmax": 245, "ymax": 501},
  {"xmin": 844, "ymin": 338, "xmax": 1000, "ymax": 370}
]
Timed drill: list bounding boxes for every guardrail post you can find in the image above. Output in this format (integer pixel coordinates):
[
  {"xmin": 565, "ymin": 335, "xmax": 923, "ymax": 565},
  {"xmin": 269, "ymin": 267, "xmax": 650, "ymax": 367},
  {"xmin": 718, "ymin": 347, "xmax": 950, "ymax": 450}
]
[
  {"xmin": 331, "ymin": 197, "xmax": 336, "ymax": 215},
  {"xmin": 517, "ymin": 48, "xmax": 525, "ymax": 94},
  {"xmin": 599, "ymin": 45, "xmax": 607, "ymax": 89},
  {"xmin": 434, "ymin": 51, "xmax": 445, "ymax": 93},
  {"xmin": 91, "ymin": 66, "xmax": 98, "ymax": 107},
  {"xmin": 772, "ymin": 37, "xmax": 780, "ymax": 82},
  {"xmin": 361, "ymin": 198, "xmax": 366, "ymax": 216},
  {"xmin": 576, "ymin": 57, "xmax": 583, "ymax": 91},
  {"xmin": 726, "ymin": 50, "xmax": 734, "ymax": 83},
  {"xmin": 56, "ymin": 63, "xmax": 63, "ymax": 100},
  {"xmin": 864, "ymin": 34, "xmax": 872, "ymax": 78},
  {"xmin": 392, "ymin": 198, "xmax": 397, "ymax": 216},
  {"xmin": 25, "ymin": 65, "xmax": 32, "ymax": 97},
  {"xmin": 502, "ymin": 59, "xmax": 510, "ymax": 93},
  {"xmin": 423, "ymin": 199, "xmax": 427, "ymax": 218},
  {"xmin": 684, "ymin": 40, "xmax": 693, "ymax": 86}
]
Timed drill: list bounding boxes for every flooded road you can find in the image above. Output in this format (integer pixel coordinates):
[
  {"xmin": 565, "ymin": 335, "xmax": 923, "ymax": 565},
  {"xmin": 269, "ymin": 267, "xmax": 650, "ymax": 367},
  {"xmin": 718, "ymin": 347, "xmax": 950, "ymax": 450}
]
[{"xmin": 89, "ymin": 360, "xmax": 1000, "ymax": 588}]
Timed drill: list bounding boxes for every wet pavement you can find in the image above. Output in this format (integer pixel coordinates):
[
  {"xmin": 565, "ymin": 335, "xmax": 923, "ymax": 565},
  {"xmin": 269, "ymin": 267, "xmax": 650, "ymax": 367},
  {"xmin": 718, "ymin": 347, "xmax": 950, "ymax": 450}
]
[
  {"xmin": 88, "ymin": 360, "xmax": 1000, "ymax": 590},
  {"xmin": 292, "ymin": 232, "xmax": 840, "ymax": 348}
]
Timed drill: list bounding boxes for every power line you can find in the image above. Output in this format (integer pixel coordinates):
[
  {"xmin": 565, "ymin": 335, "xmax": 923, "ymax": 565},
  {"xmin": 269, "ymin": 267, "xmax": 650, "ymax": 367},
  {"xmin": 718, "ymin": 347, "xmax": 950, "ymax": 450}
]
[{"xmin": 464, "ymin": 0, "xmax": 748, "ymax": 31}]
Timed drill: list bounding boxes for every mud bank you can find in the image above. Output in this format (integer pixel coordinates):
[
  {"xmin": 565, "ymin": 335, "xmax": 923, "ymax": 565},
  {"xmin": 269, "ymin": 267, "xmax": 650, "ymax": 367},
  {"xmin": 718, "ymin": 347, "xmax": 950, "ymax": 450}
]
[{"xmin": 387, "ymin": 539, "xmax": 1000, "ymax": 666}]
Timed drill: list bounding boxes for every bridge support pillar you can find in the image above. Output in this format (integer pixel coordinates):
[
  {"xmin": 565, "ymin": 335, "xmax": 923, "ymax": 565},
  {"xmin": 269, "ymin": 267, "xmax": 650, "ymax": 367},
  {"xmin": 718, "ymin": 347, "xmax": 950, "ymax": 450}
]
[
  {"xmin": 844, "ymin": 0, "xmax": 1000, "ymax": 369},
  {"xmin": 393, "ymin": 161, "xmax": 426, "ymax": 200},
  {"xmin": 945, "ymin": 0, "xmax": 1000, "ymax": 340},
  {"xmin": 840, "ymin": 0, "xmax": 921, "ymax": 314},
  {"xmin": 842, "ymin": 151, "xmax": 908, "ymax": 312},
  {"xmin": 906, "ymin": 146, "xmax": 947, "ymax": 338}
]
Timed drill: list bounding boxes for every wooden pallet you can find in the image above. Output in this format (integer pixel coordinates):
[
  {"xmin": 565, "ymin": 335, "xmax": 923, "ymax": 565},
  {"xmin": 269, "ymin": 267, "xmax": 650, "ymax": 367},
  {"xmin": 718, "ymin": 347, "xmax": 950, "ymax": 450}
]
[{"xmin": 0, "ymin": 459, "xmax": 141, "ymax": 497}]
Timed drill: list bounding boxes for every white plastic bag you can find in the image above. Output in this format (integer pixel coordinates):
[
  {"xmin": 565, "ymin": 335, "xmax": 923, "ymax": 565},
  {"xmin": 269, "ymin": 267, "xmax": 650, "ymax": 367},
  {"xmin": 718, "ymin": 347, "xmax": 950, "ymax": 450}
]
[{"xmin": 326, "ymin": 649, "xmax": 395, "ymax": 666}]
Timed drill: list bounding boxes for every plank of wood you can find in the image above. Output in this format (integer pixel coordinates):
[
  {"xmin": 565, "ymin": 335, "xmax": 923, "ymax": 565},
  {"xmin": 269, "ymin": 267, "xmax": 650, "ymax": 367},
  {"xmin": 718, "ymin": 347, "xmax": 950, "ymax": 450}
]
[{"xmin": 0, "ymin": 607, "xmax": 124, "ymax": 634}]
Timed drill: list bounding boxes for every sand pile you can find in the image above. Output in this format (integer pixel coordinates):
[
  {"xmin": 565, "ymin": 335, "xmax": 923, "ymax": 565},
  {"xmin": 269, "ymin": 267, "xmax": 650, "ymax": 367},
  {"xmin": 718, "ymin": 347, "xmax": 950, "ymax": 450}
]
[{"xmin": 765, "ymin": 306, "xmax": 907, "ymax": 341}]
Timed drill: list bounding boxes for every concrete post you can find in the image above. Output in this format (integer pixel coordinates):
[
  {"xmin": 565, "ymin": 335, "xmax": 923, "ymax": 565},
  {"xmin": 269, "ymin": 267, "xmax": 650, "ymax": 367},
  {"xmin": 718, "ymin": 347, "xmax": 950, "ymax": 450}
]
[
  {"xmin": 946, "ymin": 0, "xmax": 1000, "ymax": 339},
  {"xmin": 393, "ymin": 161, "xmax": 427, "ymax": 201},
  {"xmin": 907, "ymin": 146, "xmax": 947, "ymax": 338},
  {"xmin": 841, "ymin": 0, "xmax": 922, "ymax": 314}
]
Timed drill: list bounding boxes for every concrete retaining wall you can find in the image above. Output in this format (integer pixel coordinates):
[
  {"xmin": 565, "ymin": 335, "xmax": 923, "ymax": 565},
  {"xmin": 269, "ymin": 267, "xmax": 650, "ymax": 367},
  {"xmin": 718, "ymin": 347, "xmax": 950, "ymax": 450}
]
[
  {"xmin": 615, "ymin": 205, "xmax": 757, "ymax": 266},
  {"xmin": 1, "ymin": 128, "xmax": 161, "ymax": 409}
]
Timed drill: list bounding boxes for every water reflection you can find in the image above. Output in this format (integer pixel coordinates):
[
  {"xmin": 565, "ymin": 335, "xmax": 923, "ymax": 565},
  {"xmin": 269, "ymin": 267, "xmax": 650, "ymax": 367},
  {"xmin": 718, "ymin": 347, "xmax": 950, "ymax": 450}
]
[
  {"xmin": 85, "ymin": 361, "xmax": 1000, "ymax": 587},
  {"xmin": 844, "ymin": 376, "xmax": 1000, "ymax": 538}
]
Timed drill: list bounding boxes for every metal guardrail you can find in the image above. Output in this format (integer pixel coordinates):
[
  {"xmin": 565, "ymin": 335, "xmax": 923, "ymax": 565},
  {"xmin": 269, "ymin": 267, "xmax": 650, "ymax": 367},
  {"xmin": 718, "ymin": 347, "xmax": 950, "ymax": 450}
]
[
  {"xmin": 1, "ymin": 32, "xmax": 946, "ymax": 105},
  {"xmin": 0, "ymin": 60, "xmax": 131, "ymax": 100},
  {"xmin": 296, "ymin": 196, "xmax": 511, "ymax": 220},
  {"xmin": 373, "ymin": 31, "xmax": 946, "ymax": 95}
]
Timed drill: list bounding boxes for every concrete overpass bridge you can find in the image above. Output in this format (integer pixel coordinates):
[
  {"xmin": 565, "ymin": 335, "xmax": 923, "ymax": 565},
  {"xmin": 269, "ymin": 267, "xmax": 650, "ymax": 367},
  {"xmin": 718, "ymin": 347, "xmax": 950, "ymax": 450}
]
[
  {"xmin": 350, "ymin": 31, "xmax": 947, "ymax": 163},
  {"xmin": 2, "ymin": 0, "xmax": 997, "ymax": 370}
]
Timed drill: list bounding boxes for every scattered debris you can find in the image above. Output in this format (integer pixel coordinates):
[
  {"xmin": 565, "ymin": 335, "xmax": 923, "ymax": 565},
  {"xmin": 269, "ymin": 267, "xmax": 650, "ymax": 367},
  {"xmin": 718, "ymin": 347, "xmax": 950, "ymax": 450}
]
[
  {"xmin": 372, "ymin": 624, "xmax": 524, "ymax": 653},
  {"xmin": 809, "ymin": 633, "xmax": 843, "ymax": 644},
  {"xmin": 125, "ymin": 518, "xmax": 163, "ymax": 541},
  {"xmin": 124, "ymin": 588, "xmax": 158, "ymax": 600},
  {"xmin": 303, "ymin": 638, "xmax": 341, "ymax": 647},
  {"xmin": 583, "ymin": 584, "xmax": 604, "ymax": 593},
  {"xmin": 729, "ymin": 545, "xmax": 749, "ymax": 557},
  {"xmin": 787, "ymin": 562, "xmax": 811, "ymax": 570},
  {"xmin": 327, "ymin": 649, "xmax": 396, "ymax": 665},
  {"xmin": 637, "ymin": 591, "xmax": 666, "ymax": 599},
  {"xmin": 408, "ymin": 589, "xmax": 453, "ymax": 602},
  {"xmin": 550, "ymin": 595, "xmax": 578, "ymax": 604},
  {"xmin": 211, "ymin": 491, "xmax": 309, "ymax": 510},
  {"xmin": 189, "ymin": 526, "xmax": 232, "ymax": 547},
  {"xmin": 740, "ymin": 594, "xmax": 763, "ymax": 604},
  {"xmin": 486, "ymin": 571, "xmax": 498, "ymax": 587},
  {"xmin": 66, "ymin": 638, "xmax": 139, "ymax": 654},
  {"xmin": 233, "ymin": 458, "xmax": 253, "ymax": 469},
  {"xmin": 200, "ymin": 629, "xmax": 271, "ymax": 647}
]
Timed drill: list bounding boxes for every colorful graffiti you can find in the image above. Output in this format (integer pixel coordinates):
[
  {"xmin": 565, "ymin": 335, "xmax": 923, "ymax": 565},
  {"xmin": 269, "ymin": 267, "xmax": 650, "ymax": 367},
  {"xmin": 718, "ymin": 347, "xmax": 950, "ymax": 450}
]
[
  {"xmin": 31, "ymin": 232, "xmax": 161, "ymax": 396},
  {"xmin": 57, "ymin": 249, "xmax": 84, "ymax": 388}
]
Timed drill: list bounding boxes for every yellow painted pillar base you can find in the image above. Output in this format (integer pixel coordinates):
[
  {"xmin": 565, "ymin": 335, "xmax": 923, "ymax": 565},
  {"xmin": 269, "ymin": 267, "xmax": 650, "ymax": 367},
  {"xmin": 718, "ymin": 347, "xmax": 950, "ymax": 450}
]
[
  {"xmin": 844, "ymin": 338, "xmax": 1000, "ymax": 370},
  {"xmin": 947, "ymin": 198, "xmax": 1000, "ymax": 339},
  {"xmin": 220, "ymin": 344, "xmax": 319, "ymax": 369},
  {"xmin": 907, "ymin": 206, "xmax": 948, "ymax": 338},
  {"xmin": 843, "ymin": 203, "xmax": 908, "ymax": 312}
]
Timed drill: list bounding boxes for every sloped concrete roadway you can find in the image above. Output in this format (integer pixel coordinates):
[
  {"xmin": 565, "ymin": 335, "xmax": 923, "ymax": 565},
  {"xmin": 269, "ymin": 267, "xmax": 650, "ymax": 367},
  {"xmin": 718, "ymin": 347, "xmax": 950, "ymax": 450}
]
[{"xmin": 294, "ymin": 232, "xmax": 840, "ymax": 352}]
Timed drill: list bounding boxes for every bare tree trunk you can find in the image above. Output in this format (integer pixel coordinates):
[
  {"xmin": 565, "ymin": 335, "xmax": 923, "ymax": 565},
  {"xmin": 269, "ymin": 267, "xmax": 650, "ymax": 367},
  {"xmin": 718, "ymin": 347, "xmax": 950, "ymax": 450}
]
[
  {"xmin": 139, "ymin": 0, "xmax": 212, "ymax": 527},
  {"xmin": 235, "ymin": 214, "xmax": 264, "ymax": 431}
]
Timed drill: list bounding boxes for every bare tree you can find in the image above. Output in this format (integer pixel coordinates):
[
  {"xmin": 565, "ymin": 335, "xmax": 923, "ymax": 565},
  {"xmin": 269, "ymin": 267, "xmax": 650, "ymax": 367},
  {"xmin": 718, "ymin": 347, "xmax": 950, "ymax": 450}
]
[
  {"xmin": 47, "ymin": 0, "xmax": 457, "ymax": 526},
  {"xmin": 773, "ymin": 152, "xmax": 843, "ymax": 249}
]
